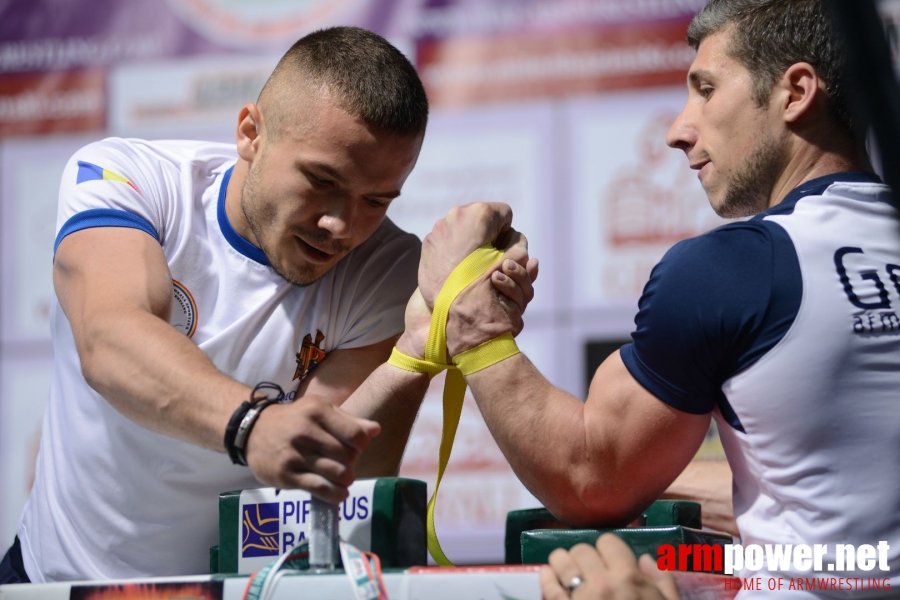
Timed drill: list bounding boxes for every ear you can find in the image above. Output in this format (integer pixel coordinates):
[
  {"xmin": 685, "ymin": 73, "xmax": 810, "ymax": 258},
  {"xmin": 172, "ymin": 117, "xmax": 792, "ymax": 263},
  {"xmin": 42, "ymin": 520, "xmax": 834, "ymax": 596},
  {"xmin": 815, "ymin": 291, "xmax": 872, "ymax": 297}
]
[
  {"xmin": 236, "ymin": 103, "xmax": 264, "ymax": 162},
  {"xmin": 777, "ymin": 62, "xmax": 823, "ymax": 124}
]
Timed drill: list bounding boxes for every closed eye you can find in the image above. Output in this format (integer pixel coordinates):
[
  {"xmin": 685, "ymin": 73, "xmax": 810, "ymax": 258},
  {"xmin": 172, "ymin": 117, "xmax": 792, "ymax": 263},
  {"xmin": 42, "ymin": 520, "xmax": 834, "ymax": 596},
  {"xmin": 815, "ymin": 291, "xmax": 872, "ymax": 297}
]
[
  {"xmin": 306, "ymin": 172, "xmax": 333, "ymax": 187},
  {"xmin": 366, "ymin": 198, "xmax": 390, "ymax": 209}
]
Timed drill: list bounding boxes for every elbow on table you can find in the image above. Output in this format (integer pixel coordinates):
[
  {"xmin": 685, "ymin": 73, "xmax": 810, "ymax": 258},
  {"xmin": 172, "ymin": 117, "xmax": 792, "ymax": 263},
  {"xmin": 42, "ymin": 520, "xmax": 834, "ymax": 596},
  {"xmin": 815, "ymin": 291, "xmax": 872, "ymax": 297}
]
[{"xmin": 539, "ymin": 475, "xmax": 650, "ymax": 529}]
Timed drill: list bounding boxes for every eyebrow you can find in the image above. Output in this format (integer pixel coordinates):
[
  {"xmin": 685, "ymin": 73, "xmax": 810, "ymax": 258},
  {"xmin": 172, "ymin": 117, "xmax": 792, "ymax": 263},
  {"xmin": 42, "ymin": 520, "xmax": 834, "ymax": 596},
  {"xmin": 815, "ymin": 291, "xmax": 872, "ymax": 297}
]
[{"xmin": 303, "ymin": 161, "xmax": 402, "ymax": 199}]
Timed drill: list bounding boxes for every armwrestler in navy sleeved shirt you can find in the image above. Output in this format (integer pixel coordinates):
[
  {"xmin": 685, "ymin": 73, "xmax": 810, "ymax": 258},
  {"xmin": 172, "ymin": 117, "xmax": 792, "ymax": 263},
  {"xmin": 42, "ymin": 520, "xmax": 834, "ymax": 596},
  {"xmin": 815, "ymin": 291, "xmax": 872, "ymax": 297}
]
[{"xmin": 619, "ymin": 216, "xmax": 801, "ymax": 432}]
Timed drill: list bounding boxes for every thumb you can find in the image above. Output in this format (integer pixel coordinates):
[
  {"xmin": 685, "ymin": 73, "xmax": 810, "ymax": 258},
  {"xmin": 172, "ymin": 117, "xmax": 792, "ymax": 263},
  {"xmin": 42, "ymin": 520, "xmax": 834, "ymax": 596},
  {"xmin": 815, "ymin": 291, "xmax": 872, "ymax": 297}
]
[
  {"xmin": 359, "ymin": 418, "xmax": 381, "ymax": 438},
  {"xmin": 639, "ymin": 554, "xmax": 680, "ymax": 600}
]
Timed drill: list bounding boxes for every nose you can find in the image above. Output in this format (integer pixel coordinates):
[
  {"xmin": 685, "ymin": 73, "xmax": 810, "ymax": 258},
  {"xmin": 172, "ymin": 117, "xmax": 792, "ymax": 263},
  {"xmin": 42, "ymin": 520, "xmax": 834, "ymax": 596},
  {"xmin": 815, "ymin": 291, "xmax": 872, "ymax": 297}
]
[
  {"xmin": 317, "ymin": 198, "xmax": 355, "ymax": 240},
  {"xmin": 665, "ymin": 101, "xmax": 696, "ymax": 153}
]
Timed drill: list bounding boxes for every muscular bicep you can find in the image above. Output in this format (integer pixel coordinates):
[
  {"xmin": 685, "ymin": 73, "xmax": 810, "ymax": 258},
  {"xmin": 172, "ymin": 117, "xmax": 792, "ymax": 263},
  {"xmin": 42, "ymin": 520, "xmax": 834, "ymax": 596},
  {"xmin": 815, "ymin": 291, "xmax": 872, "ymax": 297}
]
[
  {"xmin": 296, "ymin": 335, "xmax": 400, "ymax": 407},
  {"xmin": 54, "ymin": 227, "xmax": 173, "ymax": 356},
  {"xmin": 582, "ymin": 350, "xmax": 711, "ymax": 520}
]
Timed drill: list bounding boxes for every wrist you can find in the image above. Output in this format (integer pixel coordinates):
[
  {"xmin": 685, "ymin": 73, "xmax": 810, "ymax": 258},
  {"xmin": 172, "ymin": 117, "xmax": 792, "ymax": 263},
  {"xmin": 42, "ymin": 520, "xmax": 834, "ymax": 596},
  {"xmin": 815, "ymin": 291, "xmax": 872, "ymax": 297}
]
[
  {"xmin": 395, "ymin": 329, "xmax": 427, "ymax": 361},
  {"xmin": 223, "ymin": 382, "xmax": 285, "ymax": 466}
]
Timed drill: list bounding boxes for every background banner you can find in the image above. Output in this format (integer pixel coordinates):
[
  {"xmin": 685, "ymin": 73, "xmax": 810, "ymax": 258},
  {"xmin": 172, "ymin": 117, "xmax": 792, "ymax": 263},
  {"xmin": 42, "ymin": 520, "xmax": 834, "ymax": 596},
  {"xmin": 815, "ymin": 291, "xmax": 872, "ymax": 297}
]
[{"xmin": 2, "ymin": 0, "xmax": 894, "ymax": 566}]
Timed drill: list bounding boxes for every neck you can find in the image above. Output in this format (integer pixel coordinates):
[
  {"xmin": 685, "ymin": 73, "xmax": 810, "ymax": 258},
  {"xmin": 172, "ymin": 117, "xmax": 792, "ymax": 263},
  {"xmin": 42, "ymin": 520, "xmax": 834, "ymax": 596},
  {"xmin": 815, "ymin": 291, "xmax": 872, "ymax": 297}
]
[
  {"xmin": 767, "ymin": 139, "xmax": 873, "ymax": 209},
  {"xmin": 224, "ymin": 159, "xmax": 258, "ymax": 245}
]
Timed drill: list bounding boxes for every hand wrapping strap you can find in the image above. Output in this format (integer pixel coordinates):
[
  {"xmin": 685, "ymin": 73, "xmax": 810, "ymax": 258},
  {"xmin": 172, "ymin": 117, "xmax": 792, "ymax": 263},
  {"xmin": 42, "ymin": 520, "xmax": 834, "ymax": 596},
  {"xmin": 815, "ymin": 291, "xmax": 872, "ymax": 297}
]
[{"xmin": 387, "ymin": 243, "xmax": 521, "ymax": 565}]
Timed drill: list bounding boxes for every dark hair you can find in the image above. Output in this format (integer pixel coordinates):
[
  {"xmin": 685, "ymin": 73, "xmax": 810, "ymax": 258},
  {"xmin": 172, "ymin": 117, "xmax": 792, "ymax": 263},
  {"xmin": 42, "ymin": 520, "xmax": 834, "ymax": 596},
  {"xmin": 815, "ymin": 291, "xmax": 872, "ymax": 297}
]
[
  {"xmin": 687, "ymin": 0, "xmax": 852, "ymax": 137},
  {"xmin": 260, "ymin": 26, "xmax": 428, "ymax": 138}
]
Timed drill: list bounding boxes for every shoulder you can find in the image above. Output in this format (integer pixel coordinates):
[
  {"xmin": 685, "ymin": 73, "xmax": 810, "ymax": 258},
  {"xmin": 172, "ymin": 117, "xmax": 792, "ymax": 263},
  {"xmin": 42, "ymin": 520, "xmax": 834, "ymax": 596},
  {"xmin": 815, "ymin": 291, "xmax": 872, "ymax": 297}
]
[
  {"xmin": 662, "ymin": 219, "xmax": 782, "ymax": 273},
  {"xmin": 645, "ymin": 220, "xmax": 791, "ymax": 314},
  {"xmin": 622, "ymin": 219, "xmax": 802, "ymax": 415},
  {"xmin": 67, "ymin": 138, "xmax": 236, "ymax": 179},
  {"xmin": 645, "ymin": 218, "xmax": 802, "ymax": 345}
]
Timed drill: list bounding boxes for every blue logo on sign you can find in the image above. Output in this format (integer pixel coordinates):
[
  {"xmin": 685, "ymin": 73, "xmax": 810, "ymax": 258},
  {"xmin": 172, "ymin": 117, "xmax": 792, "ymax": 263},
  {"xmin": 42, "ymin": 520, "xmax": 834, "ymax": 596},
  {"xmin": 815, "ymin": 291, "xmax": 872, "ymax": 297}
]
[{"xmin": 242, "ymin": 502, "xmax": 279, "ymax": 557}]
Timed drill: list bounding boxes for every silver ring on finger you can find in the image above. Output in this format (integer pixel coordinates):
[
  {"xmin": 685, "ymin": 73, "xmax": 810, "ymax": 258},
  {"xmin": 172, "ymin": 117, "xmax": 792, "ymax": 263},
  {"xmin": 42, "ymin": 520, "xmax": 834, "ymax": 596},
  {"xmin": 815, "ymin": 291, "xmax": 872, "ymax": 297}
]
[{"xmin": 567, "ymin": 575, "xmax": 584, "ymax": 593}]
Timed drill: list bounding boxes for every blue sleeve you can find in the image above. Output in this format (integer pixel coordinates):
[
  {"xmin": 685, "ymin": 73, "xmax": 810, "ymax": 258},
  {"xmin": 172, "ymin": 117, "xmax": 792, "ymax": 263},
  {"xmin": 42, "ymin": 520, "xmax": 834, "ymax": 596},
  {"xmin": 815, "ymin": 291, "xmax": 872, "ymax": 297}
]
[
  {"xmin": 53, "ymin": 139, "xmax": 167, "ymax": 259},
  {"xmin": 619, "ymin": 221, "xmax": 800, "ymax": 416},
  {"xmin": 54, "ymin": 208, "xmax": 158, "ymax": 255}
]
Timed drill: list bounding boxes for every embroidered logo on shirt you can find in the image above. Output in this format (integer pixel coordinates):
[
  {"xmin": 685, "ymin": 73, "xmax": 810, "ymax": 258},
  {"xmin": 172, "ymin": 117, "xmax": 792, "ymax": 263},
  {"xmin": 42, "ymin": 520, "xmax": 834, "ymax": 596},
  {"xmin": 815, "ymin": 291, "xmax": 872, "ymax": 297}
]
[
  {"xmin": 241, "ymin": 502, "xmax": 279, "ymax": 558},
  {"xmin": 294, "ymin": 330, "xmax": 326, "ymax": 381},
  {"xmin": 76, "ymin": 161, "xmax": 139, "ymax": 192}
]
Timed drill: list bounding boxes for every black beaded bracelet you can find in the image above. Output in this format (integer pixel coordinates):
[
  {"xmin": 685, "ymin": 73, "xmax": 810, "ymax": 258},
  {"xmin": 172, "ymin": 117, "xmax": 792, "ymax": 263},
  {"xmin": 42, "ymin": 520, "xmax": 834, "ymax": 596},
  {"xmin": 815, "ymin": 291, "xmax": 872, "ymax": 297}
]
[{"xmin": 224, "ymin": 382, "xmax": 285, "ymax": 466}]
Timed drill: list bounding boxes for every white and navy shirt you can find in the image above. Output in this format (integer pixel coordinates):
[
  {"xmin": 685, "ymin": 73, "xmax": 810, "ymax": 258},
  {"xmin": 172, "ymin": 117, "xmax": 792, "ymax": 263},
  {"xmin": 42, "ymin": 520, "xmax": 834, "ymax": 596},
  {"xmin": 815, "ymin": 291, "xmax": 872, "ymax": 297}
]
[
  {"xmin": 19, "ymin": 138, "xmax": 419, "ymax": 582},
  {"xmin": 621, "ymin": 173, "xmax": 900, "ymax": 597}
]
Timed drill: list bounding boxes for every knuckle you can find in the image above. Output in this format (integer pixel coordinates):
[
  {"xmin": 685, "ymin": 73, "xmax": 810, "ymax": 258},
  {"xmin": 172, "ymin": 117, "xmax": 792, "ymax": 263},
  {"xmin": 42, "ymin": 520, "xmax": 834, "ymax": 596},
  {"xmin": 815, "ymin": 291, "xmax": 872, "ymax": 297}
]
[
  {"xmin": 352, "ymin": 432, "xmax": 371, "ymax": 452},
  {"xmin": 592, "ymin": 580, "xmax": 613, "ymax": 597},
  {"xmin": 291, "ymin": 420, "xmax": 312, "ymax": 446},
  {"xmin": 548, "ymin": 548, "xmax": 570, "ymax": 564},
  {"xmin": 621, "ymin": 569, "xmax": 644, "ymax": 586},
  {"xmin": 570, "ymin": 543, "xmax": 595, "ymax": 559},
  {"xmin": 292, "ymin": 421, "xmax": 313, "ymax": 443},
  {"xmin": 307, "ymin": 478, "xmax": 333, "ymax": 498},
  {"xmin": 300, "ymin": 399, "xmax": 326, "ymax": 419},
  {"xmin": 337, "ymin": 466, "xmax": 356, "ymax": 486},
  {"xmin": 306, "ymin": 477, "xmax": 347, "ymax": 500}
]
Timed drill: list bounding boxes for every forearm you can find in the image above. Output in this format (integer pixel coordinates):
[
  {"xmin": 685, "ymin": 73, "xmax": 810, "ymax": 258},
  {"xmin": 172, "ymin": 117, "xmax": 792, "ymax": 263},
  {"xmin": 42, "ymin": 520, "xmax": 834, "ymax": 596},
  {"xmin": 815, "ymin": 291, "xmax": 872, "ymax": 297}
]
[
  {"xmin": 465, "ymin": 354, "xmax": 627, "ymax": 525},
  {"xmin": 661, "ymin": 460, "xmax": 737, "ymax": 536},
  {"xmin": 339, "ymin": 360, "xmax": 431, "ymax": 477},
  {"xmin": 466, "ymin": 351, "xmax": 695, "ymax": 527},
  {"xmin": 76, "ymin": 307, "xmax": 248, "ymax": 451}
]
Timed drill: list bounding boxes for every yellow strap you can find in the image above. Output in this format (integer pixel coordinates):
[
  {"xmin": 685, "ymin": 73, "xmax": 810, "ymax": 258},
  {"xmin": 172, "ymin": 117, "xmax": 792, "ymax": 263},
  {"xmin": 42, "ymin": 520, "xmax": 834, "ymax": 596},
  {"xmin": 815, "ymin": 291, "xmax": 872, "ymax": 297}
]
[
  {"xmin": 452, "ymin": 332, "xmax": 519, "ymax": 376},
  {"xmin": 387, "ymin": 347, "xmax": 449, "ymax": 378},
  {"xmin": 386, "ymin": 243, "xmax": 520, "ymax": 566},
  {"xmin": 425, "ymin": 244, "xmax": 507, "ymax": 364},
  {"xmin": 424, "ymin": 367, "xmax": 467, "ymax": 565}
]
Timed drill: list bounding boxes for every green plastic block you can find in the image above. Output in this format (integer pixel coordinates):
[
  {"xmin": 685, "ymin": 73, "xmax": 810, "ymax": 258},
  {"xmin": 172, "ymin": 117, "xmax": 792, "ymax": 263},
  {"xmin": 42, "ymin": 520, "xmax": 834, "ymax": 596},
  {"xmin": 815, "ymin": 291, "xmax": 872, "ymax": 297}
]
[
  {"xmin": 644, "ymin": 501, "xmax": 701, "ymax": 529},
  {"xmin": 217, "ymin": 478, "xmax": 426, "ymax": 574},
  {"xmin": 370, "ymin": 477, "xmax": 428, "ymax": 568},
  {"xmin": 504, "ymin": 508, "xmax": 569, "ymax": 564},
  {"xmin": 504, "ymin": 500, "xmax": 702, "ymax": 564},
  {"xmin": 209, "ymin": 545, "xmax": 219, "ymax": 574},
  {"xmin": 520, "ymin": 526, "xmax": 732, "ymax": 573}
]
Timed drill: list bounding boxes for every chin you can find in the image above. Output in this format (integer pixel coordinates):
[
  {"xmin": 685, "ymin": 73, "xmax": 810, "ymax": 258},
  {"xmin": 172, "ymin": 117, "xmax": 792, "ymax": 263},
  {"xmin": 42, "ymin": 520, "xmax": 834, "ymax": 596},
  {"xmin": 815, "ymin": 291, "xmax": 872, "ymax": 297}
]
[
  {"xmin": 706, "ymin": 194, "xmax": 725, "ymax": 216},
  {"xmin": 270, "ymin": 258, "xmax": 323, "ymax": 287}
]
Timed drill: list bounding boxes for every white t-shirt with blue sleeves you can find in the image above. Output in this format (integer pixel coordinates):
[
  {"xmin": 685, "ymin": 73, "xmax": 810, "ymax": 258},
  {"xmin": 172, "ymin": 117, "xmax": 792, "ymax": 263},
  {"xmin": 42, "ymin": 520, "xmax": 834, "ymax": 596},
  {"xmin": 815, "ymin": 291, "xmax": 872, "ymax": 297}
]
[
  {"xmin": 19, "ymin": 137, "xmax": 420, "ymax": 582},
  {"xmin": 622, "ymin": 172, "xmax": 900, "ymax": 597}
]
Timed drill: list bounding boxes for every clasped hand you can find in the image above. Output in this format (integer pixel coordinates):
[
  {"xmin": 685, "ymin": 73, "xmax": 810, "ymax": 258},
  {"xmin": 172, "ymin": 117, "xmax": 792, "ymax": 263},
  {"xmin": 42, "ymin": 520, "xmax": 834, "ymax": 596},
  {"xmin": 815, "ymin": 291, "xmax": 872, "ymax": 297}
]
[{"xmin": 396, "ymin": 202, "xmax": 539, "ymax": 361}]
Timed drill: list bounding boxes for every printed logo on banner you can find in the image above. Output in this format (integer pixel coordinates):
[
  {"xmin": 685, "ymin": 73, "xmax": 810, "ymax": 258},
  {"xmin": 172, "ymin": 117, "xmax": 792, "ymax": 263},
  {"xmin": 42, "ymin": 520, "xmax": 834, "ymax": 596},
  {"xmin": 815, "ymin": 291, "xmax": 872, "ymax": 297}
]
[
  {"xmin": 242, "ymin": 502, "xmax": 280, "ymax": 558},
  {"xmin": 166, "ymin": 0, "xmax": 366, "ymax": 47},
  {"xmin": 237, "ymin": 481, "xmax": 377, "ymax": 574},
  {"xmin": 0, "ymin": 70, "xmax": 106, "ymax": 137}
]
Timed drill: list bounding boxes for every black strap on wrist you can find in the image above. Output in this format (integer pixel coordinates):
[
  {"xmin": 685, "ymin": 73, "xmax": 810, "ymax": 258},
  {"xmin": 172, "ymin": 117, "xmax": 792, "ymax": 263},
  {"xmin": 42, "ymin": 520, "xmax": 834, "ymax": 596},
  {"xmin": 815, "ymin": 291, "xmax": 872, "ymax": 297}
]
[{"xmin": 224, "ymin": 382, "xmax": 285, "ymax": 466}]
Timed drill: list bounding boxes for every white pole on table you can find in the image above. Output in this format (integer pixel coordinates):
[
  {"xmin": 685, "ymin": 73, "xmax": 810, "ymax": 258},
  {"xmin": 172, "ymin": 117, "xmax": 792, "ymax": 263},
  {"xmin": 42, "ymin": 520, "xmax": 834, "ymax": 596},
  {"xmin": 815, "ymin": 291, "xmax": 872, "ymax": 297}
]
[{"xmin": 309, "ymin": 497, "xmax": 340, "ymax": 570}]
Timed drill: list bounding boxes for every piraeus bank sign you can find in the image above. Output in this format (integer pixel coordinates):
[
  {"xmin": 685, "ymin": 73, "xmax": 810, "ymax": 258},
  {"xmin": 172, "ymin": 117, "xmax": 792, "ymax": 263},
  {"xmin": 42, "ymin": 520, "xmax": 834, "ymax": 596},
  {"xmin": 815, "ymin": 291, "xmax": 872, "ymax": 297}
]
[{"xmin": 238, "ymin": 480, "xmax": 376, "ymax": 573}]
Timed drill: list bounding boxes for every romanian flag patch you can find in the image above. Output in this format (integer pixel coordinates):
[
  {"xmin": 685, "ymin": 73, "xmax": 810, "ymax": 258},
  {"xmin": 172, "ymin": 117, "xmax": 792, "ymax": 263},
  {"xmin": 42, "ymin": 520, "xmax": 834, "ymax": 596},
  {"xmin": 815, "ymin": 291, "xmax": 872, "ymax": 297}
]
[{"xmin": 76, "ymin": 161, "xmax": 138, "ymax": 192}]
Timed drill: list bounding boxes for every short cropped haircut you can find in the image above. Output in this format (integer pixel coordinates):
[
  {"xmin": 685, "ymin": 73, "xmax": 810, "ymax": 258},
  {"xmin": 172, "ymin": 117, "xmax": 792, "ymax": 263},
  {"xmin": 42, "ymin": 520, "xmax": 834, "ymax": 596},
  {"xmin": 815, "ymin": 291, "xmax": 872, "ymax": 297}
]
[
  {"xmin": 687, "ymin": 0, "xmax": 853, "ymax": 137},
  {"xmin": 260, "ymin": 26, "xmax": 428, "ymax": 139}
]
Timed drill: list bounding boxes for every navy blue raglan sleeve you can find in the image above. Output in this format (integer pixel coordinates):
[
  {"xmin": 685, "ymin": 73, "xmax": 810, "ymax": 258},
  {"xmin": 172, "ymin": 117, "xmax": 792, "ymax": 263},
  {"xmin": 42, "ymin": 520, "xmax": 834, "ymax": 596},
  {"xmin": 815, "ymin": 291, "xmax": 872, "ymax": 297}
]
[{"xmin": 619, "ymin": 222, "xmax": 783, "ymax": 415}]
